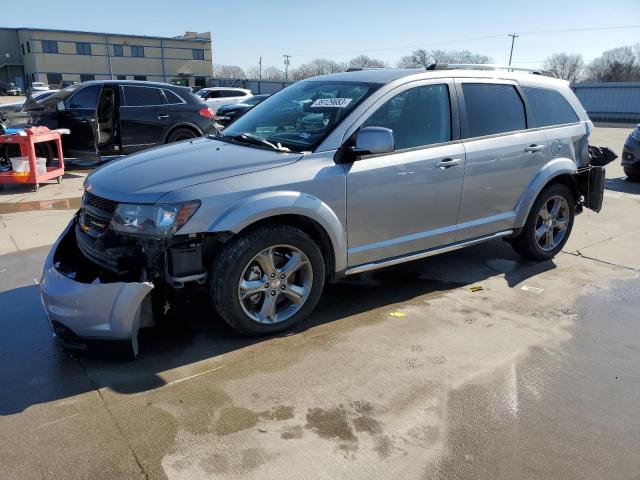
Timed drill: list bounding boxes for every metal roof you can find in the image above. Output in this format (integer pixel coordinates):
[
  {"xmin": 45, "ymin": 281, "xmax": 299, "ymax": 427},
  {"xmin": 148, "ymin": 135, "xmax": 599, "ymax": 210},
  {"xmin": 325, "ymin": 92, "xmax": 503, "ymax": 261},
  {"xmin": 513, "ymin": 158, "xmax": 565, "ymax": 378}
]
[{"xmin": 0, "ymin": 27, "xmax": 211, "ymax": 43}]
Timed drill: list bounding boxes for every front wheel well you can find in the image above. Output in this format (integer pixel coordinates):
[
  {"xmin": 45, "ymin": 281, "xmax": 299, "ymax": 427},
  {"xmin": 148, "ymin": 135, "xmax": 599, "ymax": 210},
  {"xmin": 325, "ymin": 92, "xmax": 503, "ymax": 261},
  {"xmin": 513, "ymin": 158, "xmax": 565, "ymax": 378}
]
[{"xmin": 233, "ymin": 215, "xmax": 336, "ymax": 279}]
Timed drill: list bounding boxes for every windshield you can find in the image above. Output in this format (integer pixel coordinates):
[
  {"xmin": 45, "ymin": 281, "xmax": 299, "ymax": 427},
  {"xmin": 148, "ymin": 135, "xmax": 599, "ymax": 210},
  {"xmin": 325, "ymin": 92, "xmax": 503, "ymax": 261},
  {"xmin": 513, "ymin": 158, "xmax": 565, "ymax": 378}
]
[
  {"xmin": 243, "ymin": 95, "xmax": 269, "ymax": 106},
  {"xmin": 221, "ymin": 81, "xmax": 378, "ymax": 151},
  {"xmin": 35, "ymin": 85, "xmax": 81, "ymax": 110},
  {"xmin": 194, "ymin": 89, "xmax": 208, "ymax": 98}
]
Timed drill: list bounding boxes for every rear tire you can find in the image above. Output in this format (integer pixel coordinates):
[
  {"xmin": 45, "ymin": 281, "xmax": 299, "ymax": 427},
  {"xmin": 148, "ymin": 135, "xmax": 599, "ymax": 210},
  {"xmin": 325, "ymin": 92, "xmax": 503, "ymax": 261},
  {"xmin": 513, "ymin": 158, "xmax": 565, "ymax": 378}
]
[
  {"xmin": 166, "ymin": 128, "xmax": 199, "ymax": 143},
  {"xmin": 211, "ymin": 225, "xmax": 325, "ymax": 336},
  {"xmin": 624, "ymin": 167, "xmax": 640, "ymax": 182},
  {"xmin": 512, "ymin": 184, "xmax": 575, "ymax": 261}
]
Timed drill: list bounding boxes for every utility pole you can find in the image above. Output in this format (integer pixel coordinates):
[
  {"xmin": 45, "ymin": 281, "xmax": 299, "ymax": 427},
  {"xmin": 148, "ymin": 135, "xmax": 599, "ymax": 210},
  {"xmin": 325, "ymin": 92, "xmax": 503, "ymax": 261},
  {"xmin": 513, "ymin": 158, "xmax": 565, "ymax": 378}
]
[
  {"xmin": 283, "ymin": 54, "xmax": 292, "ymax": 81},
  {"xmin": 508, "ymin": 33, "xmax": 519, "ymax": 66}
]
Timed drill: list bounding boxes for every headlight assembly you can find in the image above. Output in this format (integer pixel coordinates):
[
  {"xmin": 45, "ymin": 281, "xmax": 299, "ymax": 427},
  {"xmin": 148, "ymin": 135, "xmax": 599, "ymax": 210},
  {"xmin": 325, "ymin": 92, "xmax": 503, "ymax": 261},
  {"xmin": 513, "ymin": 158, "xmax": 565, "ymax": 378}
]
[{"xmin": 111, "ymin": 201, "xmax": 200, "ymax": 236}]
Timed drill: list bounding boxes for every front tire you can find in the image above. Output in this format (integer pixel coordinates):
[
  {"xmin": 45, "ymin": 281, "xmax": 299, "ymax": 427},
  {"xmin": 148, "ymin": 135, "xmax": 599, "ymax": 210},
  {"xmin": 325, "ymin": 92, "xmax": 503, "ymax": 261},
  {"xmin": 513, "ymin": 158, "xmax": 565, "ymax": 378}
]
[
  {"xmin": 512, "ymin": 184, "xmax": 575, "ymax": 261},
  {"xmin": 211, "ymin": 225, "xmax": 325, "ymax": 336}
]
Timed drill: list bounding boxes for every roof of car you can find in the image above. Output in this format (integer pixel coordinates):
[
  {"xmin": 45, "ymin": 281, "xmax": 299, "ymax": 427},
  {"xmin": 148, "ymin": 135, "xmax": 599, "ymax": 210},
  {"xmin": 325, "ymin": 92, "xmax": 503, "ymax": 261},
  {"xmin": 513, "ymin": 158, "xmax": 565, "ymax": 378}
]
[
  {"xmin": 310, "ymin": 67, "xmax": 568, "ymax": 87},
  {"xmin": 197, "ymin": 87, "xmax": 252, "ymax": 92}
]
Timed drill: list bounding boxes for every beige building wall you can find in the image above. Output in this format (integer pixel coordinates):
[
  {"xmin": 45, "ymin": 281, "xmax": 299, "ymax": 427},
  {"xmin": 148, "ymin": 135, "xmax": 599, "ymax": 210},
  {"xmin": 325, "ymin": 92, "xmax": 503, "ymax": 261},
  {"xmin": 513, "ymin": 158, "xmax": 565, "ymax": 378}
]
[{"xmin": 14, "ymin": 28, "xmax": 212, "ymax": 87}]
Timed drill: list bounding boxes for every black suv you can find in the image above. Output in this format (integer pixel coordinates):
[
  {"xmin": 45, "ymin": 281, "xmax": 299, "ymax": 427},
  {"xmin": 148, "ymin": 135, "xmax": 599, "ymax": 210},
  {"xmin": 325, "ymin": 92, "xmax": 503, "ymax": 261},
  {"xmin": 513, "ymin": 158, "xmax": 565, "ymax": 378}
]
[{"xmin": 3, "ymin": 81, "xmax": 216, "ymax": 159}]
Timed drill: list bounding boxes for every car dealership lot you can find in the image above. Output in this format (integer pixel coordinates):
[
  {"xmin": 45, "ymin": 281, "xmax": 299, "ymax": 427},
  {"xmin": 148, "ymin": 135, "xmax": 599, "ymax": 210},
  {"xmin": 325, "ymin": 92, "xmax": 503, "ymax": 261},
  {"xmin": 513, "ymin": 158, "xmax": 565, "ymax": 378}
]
[{"xmin": 1, "ymin": 127, "xmax": 639, "ymax": 479}]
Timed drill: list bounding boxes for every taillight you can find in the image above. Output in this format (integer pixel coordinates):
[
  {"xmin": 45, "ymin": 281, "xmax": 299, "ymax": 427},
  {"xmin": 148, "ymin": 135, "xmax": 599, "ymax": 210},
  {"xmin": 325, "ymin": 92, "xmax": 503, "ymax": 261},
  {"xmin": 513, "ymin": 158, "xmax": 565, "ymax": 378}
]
[{"xmin": 199, "ymin": 107, "xmax": 214, "ymax": 119}]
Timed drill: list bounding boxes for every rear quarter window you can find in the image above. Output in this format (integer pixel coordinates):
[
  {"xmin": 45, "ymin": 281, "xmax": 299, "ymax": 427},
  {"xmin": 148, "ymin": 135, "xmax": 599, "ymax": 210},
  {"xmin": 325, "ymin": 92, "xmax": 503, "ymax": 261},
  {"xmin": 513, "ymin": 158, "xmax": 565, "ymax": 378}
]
[
  {"xmin": 523, "ymin": 86, "xmax": 579, "ymax": 127},
  {"xmin": 462, "ymin": 83, "xmax": 526, "ymax": 138}
]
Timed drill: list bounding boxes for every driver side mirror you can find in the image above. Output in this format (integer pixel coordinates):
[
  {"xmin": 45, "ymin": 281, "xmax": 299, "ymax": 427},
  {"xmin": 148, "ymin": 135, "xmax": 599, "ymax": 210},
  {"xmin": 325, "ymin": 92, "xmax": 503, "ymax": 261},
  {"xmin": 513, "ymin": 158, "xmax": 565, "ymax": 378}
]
[
  {"xmin": 352, "ymin": 126, "xmax": 395, "ymax": 156},
  {"xmin": 56, "ymin": 101, "xmax": 66, "ymax": 112}
]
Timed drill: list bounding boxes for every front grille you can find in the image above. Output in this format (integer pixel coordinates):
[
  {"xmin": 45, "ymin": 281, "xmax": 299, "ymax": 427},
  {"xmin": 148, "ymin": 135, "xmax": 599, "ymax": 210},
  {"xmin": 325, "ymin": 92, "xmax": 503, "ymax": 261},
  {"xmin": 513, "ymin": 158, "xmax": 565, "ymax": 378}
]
[
  {"xmin": 81, "ymin": 192, "xmax": 118, "ymax": 237},
  {"xmin": 84, "ymin": 192, "xmax": 118, "ymax": 214}
]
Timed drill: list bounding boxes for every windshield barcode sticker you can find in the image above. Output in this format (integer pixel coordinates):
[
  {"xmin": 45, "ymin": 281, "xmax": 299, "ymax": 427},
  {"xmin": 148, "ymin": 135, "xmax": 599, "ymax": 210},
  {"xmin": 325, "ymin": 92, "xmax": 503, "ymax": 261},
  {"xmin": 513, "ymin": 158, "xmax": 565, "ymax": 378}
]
[{"xmin": 310, "ymin": 98, "xmax": 353, "ymax": 108}]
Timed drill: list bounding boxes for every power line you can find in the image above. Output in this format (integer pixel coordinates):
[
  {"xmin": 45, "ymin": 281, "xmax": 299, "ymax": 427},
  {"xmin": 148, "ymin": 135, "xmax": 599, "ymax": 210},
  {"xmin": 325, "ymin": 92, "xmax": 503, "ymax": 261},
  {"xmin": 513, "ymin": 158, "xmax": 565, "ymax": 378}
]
[{"xmin": 287, "ymin": 25, "xmax": 640, "ymax": 59}]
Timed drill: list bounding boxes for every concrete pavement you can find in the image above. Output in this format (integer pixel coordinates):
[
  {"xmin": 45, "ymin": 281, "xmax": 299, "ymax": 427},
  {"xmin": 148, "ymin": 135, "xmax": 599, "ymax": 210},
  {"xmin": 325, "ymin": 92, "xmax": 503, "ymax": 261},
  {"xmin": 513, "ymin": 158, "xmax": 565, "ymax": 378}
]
[{"xmin": 0, "ymin": 127, "xmax": 639, "ymax": 479}]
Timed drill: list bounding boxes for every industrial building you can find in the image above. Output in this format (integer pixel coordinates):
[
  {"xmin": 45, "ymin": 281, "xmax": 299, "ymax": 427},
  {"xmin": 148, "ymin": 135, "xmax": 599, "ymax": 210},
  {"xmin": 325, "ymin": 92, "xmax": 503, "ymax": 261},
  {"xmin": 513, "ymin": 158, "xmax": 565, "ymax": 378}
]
[{"xmin": 0, "ymin": 27, "xmax": 213, "ymax": 90}]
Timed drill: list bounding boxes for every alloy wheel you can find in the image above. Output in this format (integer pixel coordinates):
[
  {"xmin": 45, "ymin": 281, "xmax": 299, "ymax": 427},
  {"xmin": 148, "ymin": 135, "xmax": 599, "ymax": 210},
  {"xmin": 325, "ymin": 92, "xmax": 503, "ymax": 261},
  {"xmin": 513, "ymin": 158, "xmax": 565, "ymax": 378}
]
[
  {"xmin": 237, "ymin": 245, "xmax": 313, "ymax": 324},
  {"xmin": 535, "ymin": 195, "xmax": 570, "ymax": 252}
]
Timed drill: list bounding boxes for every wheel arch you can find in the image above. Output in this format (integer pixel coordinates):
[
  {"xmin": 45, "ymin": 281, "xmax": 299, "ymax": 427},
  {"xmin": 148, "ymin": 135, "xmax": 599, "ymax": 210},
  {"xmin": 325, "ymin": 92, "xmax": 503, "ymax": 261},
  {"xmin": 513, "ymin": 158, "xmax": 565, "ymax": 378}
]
[
  {"xmin": 514, "ymin": 158, "xmax": 578, "ymax": 228},
  {"xmin": 163, "ymin": 123, "xmax": 203, "ymax": 143},
  {"xmin": 207, "ymin": 191, "xmax": 347, "ymax": 278}
]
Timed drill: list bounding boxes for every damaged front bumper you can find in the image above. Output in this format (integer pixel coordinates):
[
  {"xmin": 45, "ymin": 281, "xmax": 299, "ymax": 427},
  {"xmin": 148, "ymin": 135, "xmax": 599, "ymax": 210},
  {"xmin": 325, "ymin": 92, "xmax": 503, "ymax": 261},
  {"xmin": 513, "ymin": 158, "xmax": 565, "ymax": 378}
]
[{"xmin": 40, "ymin": 218, "xmax": 154, "ymax": 350}]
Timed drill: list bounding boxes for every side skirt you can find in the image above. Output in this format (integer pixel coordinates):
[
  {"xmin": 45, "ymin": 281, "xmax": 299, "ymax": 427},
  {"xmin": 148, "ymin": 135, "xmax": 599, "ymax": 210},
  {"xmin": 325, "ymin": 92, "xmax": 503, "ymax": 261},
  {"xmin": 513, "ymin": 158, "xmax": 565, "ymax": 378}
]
[{"xmin": 344, "ymin": 230, "xmax": 513, "ymax": 276}]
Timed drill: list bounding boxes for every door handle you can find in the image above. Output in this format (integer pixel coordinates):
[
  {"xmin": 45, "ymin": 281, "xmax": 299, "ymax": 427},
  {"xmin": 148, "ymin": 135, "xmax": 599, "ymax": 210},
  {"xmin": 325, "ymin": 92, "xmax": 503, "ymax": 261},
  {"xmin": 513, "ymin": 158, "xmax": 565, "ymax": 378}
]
[
  {"xmin": 524, "ymin": 144, "xmax": 545, "ymax": 153},
  {"xmin": 156, "ymin": 114, "xmax": 170, "ymax": 120},
  {"xmin": 436, "ymin": 158, "xmax": 462, "ymax": 169}
]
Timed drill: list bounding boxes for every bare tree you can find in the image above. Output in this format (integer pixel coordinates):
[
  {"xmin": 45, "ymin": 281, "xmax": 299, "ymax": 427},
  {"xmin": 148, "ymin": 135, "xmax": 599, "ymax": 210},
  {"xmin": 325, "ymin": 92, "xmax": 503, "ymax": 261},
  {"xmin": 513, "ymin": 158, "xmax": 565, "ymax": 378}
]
[
  {"xmin": 291, "ymin": 58, "xmax": 343, "ymax": 80},
  {"xmin": 213, "ymin": 65, "xmax": 246, "ymax": 79},
  {"xmin": 398, "ymin": 49, "xmax": 491, "ymax": 68},
  {"xmin": 346, "ymin": 55, "xmax": 388, "ymax": 69},
  {"xmin": 262, "ymin": 67, "xmax": 286, "ymax": 81},
  {"xmin": 245, "ymin": 66, "xmax": 261, "ymax": 80},
  {"xmin": 586, "ymin": 45, "xmax": 640, "ymax": 81},
  {"xmin": 543, "ymin": 53, "xmax": 584, "ymax": 82}
]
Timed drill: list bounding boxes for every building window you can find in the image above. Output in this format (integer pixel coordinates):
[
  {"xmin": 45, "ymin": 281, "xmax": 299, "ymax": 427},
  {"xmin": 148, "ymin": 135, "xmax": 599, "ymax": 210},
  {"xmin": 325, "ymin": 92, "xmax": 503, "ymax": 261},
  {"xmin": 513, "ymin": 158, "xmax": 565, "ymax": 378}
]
[
  {"xmin": 195, "ymin": 76, "xmax": 206, "ymax": 87},
  {"xmin": 42, "ymin": 40, "xmax": 59, "ymax": 54},
  {"xmin": 192, "ymin": 49, "xmax": 205, "ymax": 61},
  {"xmin": 76, "ymin": 42, "xmax": 92, "ymax": 55},
  {"xmin": 117, "ymin": 75, "xmax": 127, "ymax": 80},
  {"xmin": 47, "ymin": 73, "xmax": 63, "ymax": 86},
  {"xmin": 80, "ymin": 74, "xmax": 95, "ymax": 82},
  {"xmin": 133, "ymin": 75, "xmax": 147, "ymax": 81},
  {"xmin": 131, "ymin": 46, "xmax": 145, "ymax": 58},
  {"xmin": 27, "ymin": 41, "xmax": 31, "ymax": 53},
  {"xmin": 112, "ymin": 44, "xmax": 123, "ymax": 57}
]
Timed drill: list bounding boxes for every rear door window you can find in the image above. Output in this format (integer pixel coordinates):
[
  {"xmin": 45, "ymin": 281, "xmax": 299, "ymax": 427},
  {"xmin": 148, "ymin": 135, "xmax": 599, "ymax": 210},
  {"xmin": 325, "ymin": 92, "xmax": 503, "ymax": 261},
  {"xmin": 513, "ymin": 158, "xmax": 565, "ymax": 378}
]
[
  {"xmin": 163, "ymin": 89, "xmax": 184, "ymax": 104},
  {"xmin": 462, "ymin": 83, "xmax": 526, "ymax": 137},
  {"xmin": 123, "ymin": 86, "xmax": 166, "ymax": 106},
  {"xmin": 523, "ymin": 86, "xmax": 579, "ymax": 127}
]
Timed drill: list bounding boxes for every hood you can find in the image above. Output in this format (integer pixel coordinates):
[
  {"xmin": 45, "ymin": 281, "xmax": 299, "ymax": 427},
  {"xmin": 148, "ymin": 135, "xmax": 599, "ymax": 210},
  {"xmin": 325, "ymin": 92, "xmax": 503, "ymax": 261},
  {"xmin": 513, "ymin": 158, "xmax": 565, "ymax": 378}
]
[{"xmin": 85, "ymin": 137, "xmax": 303, "ymax": 204}]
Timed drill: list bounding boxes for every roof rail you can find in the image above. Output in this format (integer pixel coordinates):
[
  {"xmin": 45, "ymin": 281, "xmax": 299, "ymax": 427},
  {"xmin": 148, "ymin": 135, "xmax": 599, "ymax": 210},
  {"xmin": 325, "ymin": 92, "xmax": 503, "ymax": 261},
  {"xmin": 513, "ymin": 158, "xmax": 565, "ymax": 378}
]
[
  {"xmin": 425, "ymin": 63, "xmax": 557, "ymax": 78},
  {"xmin": 345, "ymin": 67, "xmax": 390, "ymax": 72}
]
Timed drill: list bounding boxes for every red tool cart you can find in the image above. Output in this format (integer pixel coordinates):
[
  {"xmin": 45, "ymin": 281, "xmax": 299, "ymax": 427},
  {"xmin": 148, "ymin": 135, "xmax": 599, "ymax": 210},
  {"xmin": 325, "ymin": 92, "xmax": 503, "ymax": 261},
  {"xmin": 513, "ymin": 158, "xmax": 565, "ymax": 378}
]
[{"xmin": 0, "ymin": 126, "xmax": 65, "ymax": 191}]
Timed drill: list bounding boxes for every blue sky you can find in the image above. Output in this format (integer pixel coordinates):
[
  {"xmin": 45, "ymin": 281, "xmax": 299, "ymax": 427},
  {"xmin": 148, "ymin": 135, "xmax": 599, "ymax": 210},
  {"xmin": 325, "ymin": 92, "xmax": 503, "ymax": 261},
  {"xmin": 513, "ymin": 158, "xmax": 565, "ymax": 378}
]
[{"xmin": 3, "ymin": 0, "xmax": 639, "ymax": 71}]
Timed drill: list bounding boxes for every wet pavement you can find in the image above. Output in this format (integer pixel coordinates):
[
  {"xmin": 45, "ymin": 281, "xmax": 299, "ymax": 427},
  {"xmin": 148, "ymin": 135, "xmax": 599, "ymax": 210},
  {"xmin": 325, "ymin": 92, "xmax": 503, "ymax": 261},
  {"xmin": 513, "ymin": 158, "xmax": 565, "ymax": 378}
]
[{"xmin": 1, "ymin": 127, "xmax": 639, "ymax": 479}]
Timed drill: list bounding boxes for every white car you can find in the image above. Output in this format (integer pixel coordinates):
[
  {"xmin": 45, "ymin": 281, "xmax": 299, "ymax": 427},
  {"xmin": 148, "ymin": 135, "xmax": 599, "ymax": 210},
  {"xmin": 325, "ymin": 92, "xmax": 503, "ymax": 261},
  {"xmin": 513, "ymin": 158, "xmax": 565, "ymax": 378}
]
[
  {"xmin": 194, "ymin": 87, "xmax": 253, "ymax": 113},
  {"xmin": 29, "ymin": 82, "xmax": 50, "ymax": 93}
]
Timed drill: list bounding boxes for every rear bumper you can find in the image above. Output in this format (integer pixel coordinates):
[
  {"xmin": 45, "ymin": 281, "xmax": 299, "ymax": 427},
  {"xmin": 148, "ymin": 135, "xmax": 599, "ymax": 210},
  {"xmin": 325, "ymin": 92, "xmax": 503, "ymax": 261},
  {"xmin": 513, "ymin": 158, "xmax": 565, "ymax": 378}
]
[{"xmin": 40, "ymin": 219, "xmax": 154, "ymax": 343}]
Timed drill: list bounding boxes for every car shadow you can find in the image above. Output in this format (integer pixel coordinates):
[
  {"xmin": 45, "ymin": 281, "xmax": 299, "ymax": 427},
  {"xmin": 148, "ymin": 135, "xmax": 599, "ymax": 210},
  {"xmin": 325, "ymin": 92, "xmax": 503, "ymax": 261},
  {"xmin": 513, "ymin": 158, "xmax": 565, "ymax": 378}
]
[
  {"xmin": 604, "ymin": 176, "xmax": 640, "ymax": 195},
  {"xmin": 0, "ymin": 239, "xmax": 555, "ymax": 415}
]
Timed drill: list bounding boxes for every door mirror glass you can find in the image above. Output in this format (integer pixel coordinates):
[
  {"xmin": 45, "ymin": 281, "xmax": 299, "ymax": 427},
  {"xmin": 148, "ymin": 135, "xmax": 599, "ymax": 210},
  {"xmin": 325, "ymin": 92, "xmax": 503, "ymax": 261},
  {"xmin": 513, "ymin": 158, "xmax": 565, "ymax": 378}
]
[
  {"xmin": 56, "ymin": 100, "xmax": 65, "ymax": 111},
  {"xmin": 353, "ymin": 126, "xmax": 395, "ymax": 156}
]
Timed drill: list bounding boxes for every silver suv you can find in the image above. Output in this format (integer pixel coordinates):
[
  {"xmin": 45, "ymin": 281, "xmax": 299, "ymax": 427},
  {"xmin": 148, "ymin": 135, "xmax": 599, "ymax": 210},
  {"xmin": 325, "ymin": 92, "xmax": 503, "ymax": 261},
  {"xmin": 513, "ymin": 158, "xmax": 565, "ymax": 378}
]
[{"xmin": 41, "ymin": 65, "xmax": 605, "ymax": 356}]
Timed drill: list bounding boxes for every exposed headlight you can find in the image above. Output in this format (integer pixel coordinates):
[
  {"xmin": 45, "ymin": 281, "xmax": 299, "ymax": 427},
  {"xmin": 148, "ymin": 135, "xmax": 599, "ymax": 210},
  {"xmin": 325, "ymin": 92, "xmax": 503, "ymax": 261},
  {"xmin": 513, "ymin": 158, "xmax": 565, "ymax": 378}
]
[
  {"xmin": 631, "ymin": 126, "xmax": 640, "ymax": 142},
  {"xmin": 111, "ymin": 201, "xmax": 200, "ymax": 236}
]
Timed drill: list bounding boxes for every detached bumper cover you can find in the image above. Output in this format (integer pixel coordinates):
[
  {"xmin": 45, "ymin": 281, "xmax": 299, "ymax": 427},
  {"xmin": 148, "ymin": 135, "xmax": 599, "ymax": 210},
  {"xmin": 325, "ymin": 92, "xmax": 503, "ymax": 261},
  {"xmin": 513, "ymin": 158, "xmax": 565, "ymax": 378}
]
[{"xmin": 40, "ymin": 219, "xmax": 153, "ymax": 342}]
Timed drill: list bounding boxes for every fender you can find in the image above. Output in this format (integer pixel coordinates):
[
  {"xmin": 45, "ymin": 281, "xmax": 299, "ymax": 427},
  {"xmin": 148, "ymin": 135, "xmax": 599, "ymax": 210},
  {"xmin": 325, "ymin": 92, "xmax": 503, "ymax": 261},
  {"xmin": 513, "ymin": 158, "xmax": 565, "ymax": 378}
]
[
  {"xmin": 513, "ymin": 157, "xmax": 577, "ymax": 227},
  {"xmin": 209, "ymin": 190, "xmax": 348, "ymax": 274}
]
